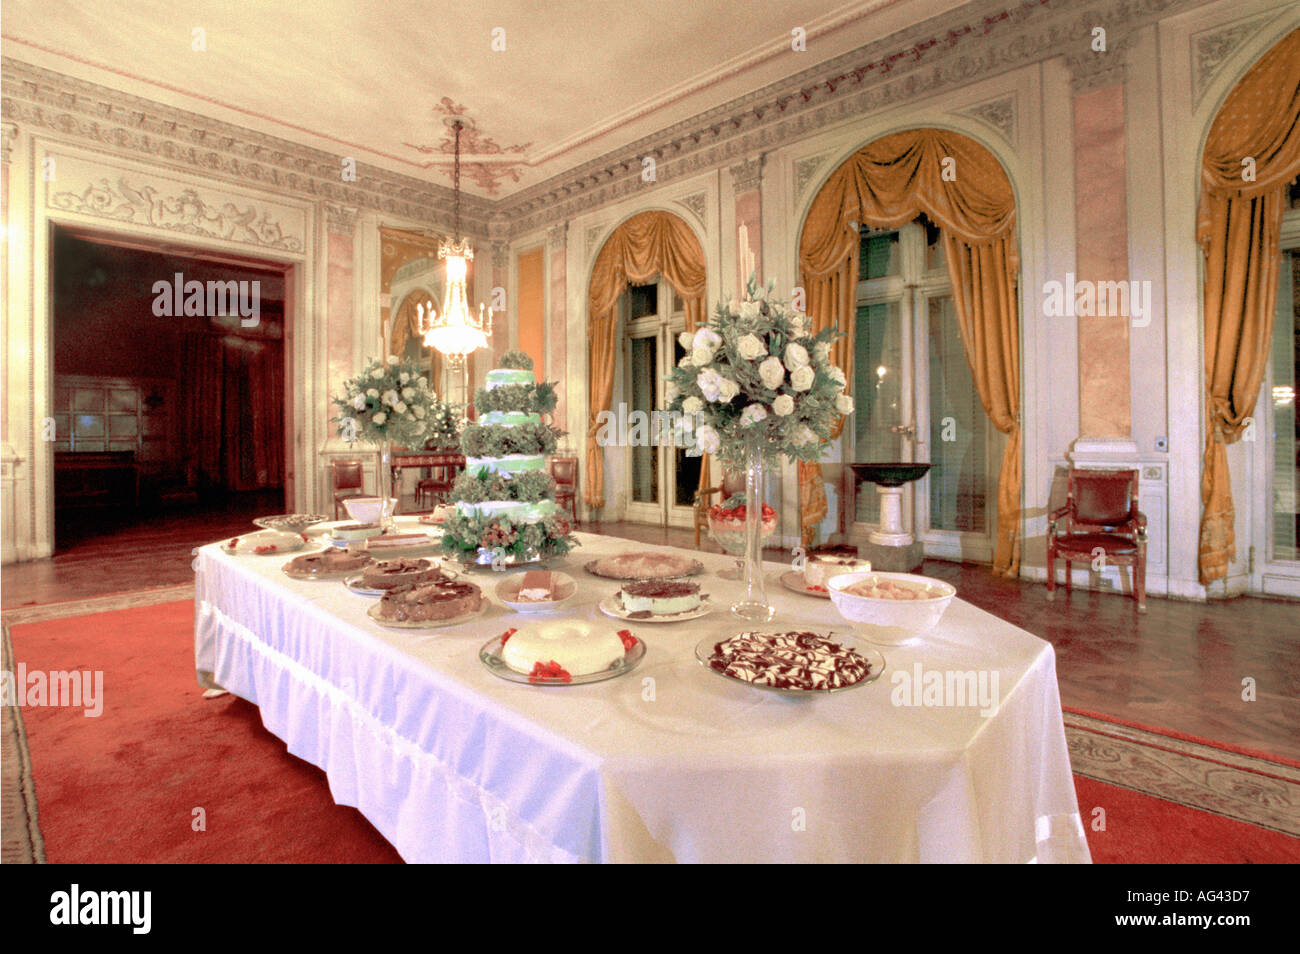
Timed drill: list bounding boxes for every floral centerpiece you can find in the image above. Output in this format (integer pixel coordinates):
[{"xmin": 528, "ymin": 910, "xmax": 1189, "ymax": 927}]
[
  {"xmin": 665, "ymin": 276, "xmax": 853, "ymax": 618},
  {"xmin": 440, "ymin": 350, "xmax": 577, "ymax": 566},
  {"xmin": 332, "ymin": 356, "xmax": 442, "ymax": 526},
  {"xmin": 423, "ymin": 398, "xmax": 464, "ymax": 450}
]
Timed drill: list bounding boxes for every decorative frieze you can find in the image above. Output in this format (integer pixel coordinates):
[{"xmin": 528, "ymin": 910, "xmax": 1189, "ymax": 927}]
[
  {"xmin": 585, "ymin": 224, "xmax": 605, "ymax": 259},
  {"xmin": 794, "ymin": 154, "xmax": 828, "ymax": 199},
  {"xmin": 1192, "ymin": 13, "xmax": 1284, "ymax": 105},
  {"xmin": 1, "ymin": 122, "xmax": 17, "ymax": 162},
  {"xmin": 547, "ymin": 221, "xmax": 568, "ymax": 251},
  {"xmin": 960, "ymin": 96, "xmax": 1017, "ymax": 144},
  {"xmin": 675, "ymin": 191, "xmax": 707, "ymax": 224},
  {"xmin": 729, "ymin": 154, "xmax": 764, "ymax": 193},
  {"xmin": 324, "ymin": 201, "xmax": 358, "ymax": 235}
]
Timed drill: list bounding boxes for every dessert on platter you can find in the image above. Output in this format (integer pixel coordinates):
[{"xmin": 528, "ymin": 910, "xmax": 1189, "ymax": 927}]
[
  {"xmin": 584, "ymin": 551, "xmax": 704, "ymax": 580},
  {"xmin": 420, "ymin": 503, "xmax": 456, "ymax": 525},
  {"xmin": 283, "ymin": 547, "xmax": 372, "ymax": 579},
  {"xmin": 329, "ymin": 522, "xmax": 384, "ymax": 542},
  {"xmin": 360, "ymin": 558, "xmax": 447, "ymax": 591},
  {"xmin": 698, "ymin": 631, "xmax": 880, "ymax": 692},
  {"xmin": 843, "ymin": 577, "xmax": 934, "ymax": 600},
  {"xmin": 363, "ymin": 531, "xmax": 437, "ymax": 553},
  {"xmin": 617, "ymin": 580, "xmax": 702, "ymax": 616},
  {"xmin": 253, "ymin": 513, "xmax": 329, "ymax": 534},
  {"xmin": 495, "ymin": 570, "xmax": 578, "ymax": 612},
  {"xmin": 499, "ymin": 619, "xmax": 636, "ymax": 679},
  {"xmin": 804, "ymin": 547, "xmax": 869, "ymax": 589},
  {"xmin": 440, "ymin": 350, "xmax": 576, "ymax": 565},
  {"xmin": 222, "ymin": 530, "xmax": 308, "ymax": 555},
  {"xmin": 370, "ymin": 578, "xmax": 484, "ymax": 624},
  {"xmin": 707, "ymin": 494, "xmax": 778, "ymax": 580}
]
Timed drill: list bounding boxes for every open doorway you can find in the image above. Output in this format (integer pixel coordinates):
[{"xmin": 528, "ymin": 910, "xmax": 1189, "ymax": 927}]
[{"xmin": 50, "ymin": 226, "xmax": 292, "ymax": 554}]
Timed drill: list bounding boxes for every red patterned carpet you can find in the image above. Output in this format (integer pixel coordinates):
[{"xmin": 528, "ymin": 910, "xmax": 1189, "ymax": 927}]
[{"xmin": 4, "ymin": 597, "xmax": 1298, "ymax": 864}]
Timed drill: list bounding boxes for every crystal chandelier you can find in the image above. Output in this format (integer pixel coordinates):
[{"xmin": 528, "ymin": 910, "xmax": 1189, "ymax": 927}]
[{"xmin": 418, "ymin": 119, "xmax": 492, "ymax": 368}]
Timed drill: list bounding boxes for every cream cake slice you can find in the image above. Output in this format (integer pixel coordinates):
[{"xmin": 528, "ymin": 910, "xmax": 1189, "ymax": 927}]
[{"xmin": 617, "ymin": 580, "xmax": 702, "ymax": 616}]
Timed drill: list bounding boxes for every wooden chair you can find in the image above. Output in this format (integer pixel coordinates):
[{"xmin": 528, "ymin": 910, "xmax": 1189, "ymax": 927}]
[
  {"xmin": 549, "ymin": 457, "xmax": 579, "ymax": 523},
  {"xmin": 1047, "ymin": 468, "xmax": 1147, "ymax": 612},
  {"xmin": 693, "ymin": 470, "xmax": 747, "ymax": 547},
  {"xmin": 331, "ymin": 459, "xmax": 366, "ymax": 519},
  {"xmin": 415, "ymin": 453, "xmax": 465, "ymax": 510}
]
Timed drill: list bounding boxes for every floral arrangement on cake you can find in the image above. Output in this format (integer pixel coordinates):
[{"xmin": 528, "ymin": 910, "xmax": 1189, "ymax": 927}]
[
  {"xmin": 665, "ymin": 275, "xmax": 853, "ymax": 468},
  {"xmin": 332, "ymin": 356, "xmax": 442, "ymax": 447},
  {"xmin": 440, "ymin": 350, "xmax": 577, "ymax": 563}
]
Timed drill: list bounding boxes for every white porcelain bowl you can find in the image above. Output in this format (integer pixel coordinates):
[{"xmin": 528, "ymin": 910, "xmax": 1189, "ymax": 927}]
[
  {"xmin": 344, "ymin": 496, "xmax": 397, "ymax": 525},
  {"xmin": 826, "ymin": 571, "xmax": 956, "ymax": 645}
]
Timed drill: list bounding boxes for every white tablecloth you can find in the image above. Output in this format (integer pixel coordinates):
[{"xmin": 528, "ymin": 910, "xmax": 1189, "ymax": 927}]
[{"xmin": 194, "ymin": 532, "xmax": 1090, "ymax": 863}]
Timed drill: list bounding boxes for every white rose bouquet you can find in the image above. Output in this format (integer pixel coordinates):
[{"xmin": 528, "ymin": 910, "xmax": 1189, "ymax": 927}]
[
  {"xmin": 665, "ymin": 275, "xmax": 853, "ymax": 469},
  {"xmin": 332, "ymin": 355, "xmax": 442, "ymax": 447}
]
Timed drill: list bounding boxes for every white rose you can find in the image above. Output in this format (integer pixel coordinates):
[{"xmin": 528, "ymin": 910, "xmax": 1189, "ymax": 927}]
[
  {"xmin": 678, "ymin": 354, "xmax": 694, "ymax": 369},
  {"xmin": 759, "ymin": 356, "xmax": 785, "ymax": 390},
  {"xmin": 351, "ymin": 394, "xmax": 367, "ymax": 410},
  {"xmin": 829, "ymin": 365, "xmax": 847, "ymax": 387},
  {"xmin": 772, "ymin": 394, "xmax": 795, "ymax": 416},
  {"xmin": 414, "ymin": 405, "xmax": 427, "ymax": 418},
  {"xmin": 682, "ymin": 396, "xmax": 704, "ymax": 415},
  {"xmin": 696, "ymin": 368, "xmax": 724, "ymax": 403},
  {"xmin": 835, "ymin": 394, "xmax": 855, "ymax": 415},
  {"xmin": 395, "ymin": 402, "xmax": 408, "ymax": 414},
  {"xmin": 695, "ymin": 424, "xmax": 721, "ymax": 455},
  {"xmin": 717, "ymin": 376, "xmax": 741, "ymax": 403},
  {"xmin": 738, "ymin": 300, "xmax": 761, "ymax": 321},
  {"xmin": 737, "ymin": 333, "xmax": 767, "ymax": 361},
  {"xmin": 402, "ymin": 387, "xmax": 415, "ymax": 401},
  {"xmin": 371, "ymin": 368, "xmax": 384, "ymax": 380},
  {"xmin": 665, "ymin": 382, "xmax": 679, "ymax": 402},
  {"xmin": 784, "ymin": 343, "xmax": 810, "ymax": 370},
  {"xmin": 387, "ymin": 355, "xmax": 399, "ymax": 366},
  {"xmin": 678, "ymin": 331, "xmax": 694, "ymax": 349},
  {"xmin": 789, "ymin": 315, "xmax": 806, "ymax": 339},
  {"xmin": 814, "ymin": 342, "xmax": 831, "ymax": 362},
  {"xmin": 366, "ymin": 388, "xmax": 379, "ymax": 398},
  {"xmin": 691, "ymin": 346, "xmax": 713, "ymax": 368},
  {"xmin": 400, "ymin": 372, "xmax": 410, "ymax": 384},
  {"xmin": 790, "ymin": 365, "xmax": 816, "ymax": 392},
  {"xmin": 418, "ymin": 376, "xmax": 428, "ymax": 388},
  {"xmin": 693, "ymin": 327, "xmax": 722, "ymax": 355},
  {"xmin": 792, "ymin": 425, "xmax": 817, "ymax": 446},
  {"xmin": 372, "ymin": 412, "xmax": 387, "ymax": 425},
  {"xmin": 740, "ymin": 403, "xmax": 768, "ymax": 426},
  {"xmin": 382, "ymin": 389, "xmax": 399, "ymax": 406}
]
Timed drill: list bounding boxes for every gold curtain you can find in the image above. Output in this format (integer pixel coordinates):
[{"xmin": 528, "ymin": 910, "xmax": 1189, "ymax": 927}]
[
  {"xmin": 1197, "ymin": 28, "xmax": 1300, "ymax": 584},
  {"xmin": 585, "ymin": 210, "xmax": 707, "ymax": 508},
  {"xmin": 798, "ymin": 128, "xmax": 1021, "ymax": 573}
]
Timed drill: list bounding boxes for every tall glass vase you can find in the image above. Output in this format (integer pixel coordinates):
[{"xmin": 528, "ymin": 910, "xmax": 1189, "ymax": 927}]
[
  {"xmin": 732, "ymin": 434, "xmax": 775, "ymax": 622},
  {"xmin": 377, "ymin": 439, "xmax": 397, "ymax": 531}
]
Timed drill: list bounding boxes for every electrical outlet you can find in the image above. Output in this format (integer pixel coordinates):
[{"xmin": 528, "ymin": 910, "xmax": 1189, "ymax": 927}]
[{"xmin": 1154, "ymin": 436, "xmax": 1168, "ymax": 452}]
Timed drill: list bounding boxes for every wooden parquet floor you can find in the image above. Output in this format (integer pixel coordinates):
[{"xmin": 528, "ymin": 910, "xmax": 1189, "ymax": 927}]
[{"xmin": 3, "ymin": 514, "xmax": 1296, "ymax": 762}]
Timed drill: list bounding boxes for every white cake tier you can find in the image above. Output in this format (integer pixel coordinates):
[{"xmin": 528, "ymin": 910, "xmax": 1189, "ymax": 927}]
[
  {"xmin": 465, "ymin": 454, "xmax": 547, "ymax": 476},
  {"xmin": 455, "ymin": 499, "xmax": 557, "ymax": 523},
  {"xmin": 478, "ymin": 411, "xmax": 541, "ymax": 428},
  {"xmin": 502, "ymin": 620, "xmax": 626, "ymax": 677},
  {"xmin": 485, "ymin": 368, "xmax": 535, "ymax": 390}
]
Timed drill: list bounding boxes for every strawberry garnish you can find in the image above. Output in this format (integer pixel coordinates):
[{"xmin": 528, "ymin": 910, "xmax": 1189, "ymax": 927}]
[
  {"xmin": 617, "ymin": 629, "xmax": 638, "ymax": 651},
  {"xmin": 500, "ymin": 627, "xmax": 518, "ymax": 645},
  {"xmin": 229, "ymin": 538, "xmax": 240, "ymax": 548},
  {"xmin": 254, "ymin": 544, "xmax": 277, "ymax": 554},
  {"xmin": 528, "ymin": 660, "xmax": 571, "ymax": 684}
]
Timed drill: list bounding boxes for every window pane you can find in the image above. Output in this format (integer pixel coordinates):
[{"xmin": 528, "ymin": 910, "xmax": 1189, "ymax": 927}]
[
  {"xmin": 928, "ymin": 296, "xmax": 989, "ymax": 532},
  {"xmin": 628, "ymin": 283, "xmax": 657, "ymax": 320},
  {"xmin": 852, "ymin": 302, "xmax": 903, "ymax": 524},
  {"xmin": 630, "ymin": 336, "xmax": 658, "ymax": 504},
  {"xmin": 672, "ymin": 335, "xmax": 701, "ymax": 506},
  {"xmin": 859, "ymin": 230, "xmax": 900, "ymax": 280},
  {"xmin": 1272, "ymin": 250, "xmax": 1299, "ymax": 561}
]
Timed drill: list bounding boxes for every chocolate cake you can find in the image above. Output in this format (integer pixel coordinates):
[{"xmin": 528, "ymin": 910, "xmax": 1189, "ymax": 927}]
[
  {"xmin": 375, "ymin": 579, "xmax": 483, "ymax": 622},
  {"xmin": 285, "ymin": 548, "xmax": 372, "ymax": 577},
  {"xmin": 360, "ymin": 558, "xmax": 445, "ymax": 590},
  {"xmin": 706, "ymin": 631, "xmax": 874, "ymax": 691}
]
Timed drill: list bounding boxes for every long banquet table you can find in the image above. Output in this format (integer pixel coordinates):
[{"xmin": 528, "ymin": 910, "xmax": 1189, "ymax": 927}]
[{"xmin": 194, "ymin": 531, "xmax": 1090, "ymax": 863}]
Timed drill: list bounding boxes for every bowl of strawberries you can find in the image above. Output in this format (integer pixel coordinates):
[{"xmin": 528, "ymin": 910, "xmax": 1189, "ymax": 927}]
[{"xmin": 708, "ymin": 494, "xmax": 778, "ymax": 580}]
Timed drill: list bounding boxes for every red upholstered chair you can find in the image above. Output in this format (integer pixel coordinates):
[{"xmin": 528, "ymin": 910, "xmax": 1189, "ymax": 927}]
[
  {"xmin": 1047, "ymin": 468, "xmax": 1147, "ymax": 612},
  {"xmin": 549, "ymin": 457, "xmax": 579, "ymax": 523},
  {"xmin": 331, "ymin": 459, "xmax": 366, "ymax": 519},
  {"xmin": 415, "ymin": 453, "xmax": 465, "ymax": 509}
]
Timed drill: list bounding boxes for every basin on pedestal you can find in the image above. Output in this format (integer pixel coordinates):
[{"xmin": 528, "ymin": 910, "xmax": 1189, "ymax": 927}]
[{"xmin": 851, "ymin": 463, "xmax": 931, "ymax": 567}]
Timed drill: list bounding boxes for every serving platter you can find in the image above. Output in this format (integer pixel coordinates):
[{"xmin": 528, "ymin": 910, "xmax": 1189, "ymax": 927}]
[{"xmin": 693, "ymin": 631, "xmax": 885, "ymax": 695}]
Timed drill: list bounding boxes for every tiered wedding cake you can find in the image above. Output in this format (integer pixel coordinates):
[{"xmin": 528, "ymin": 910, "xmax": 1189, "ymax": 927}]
[{"xmin": 440, "ymin": 350, "xmax": 577, "ymax": 564}]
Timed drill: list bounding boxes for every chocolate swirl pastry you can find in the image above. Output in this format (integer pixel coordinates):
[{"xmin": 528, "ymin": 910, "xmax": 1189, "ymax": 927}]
[
  {"xmin": 376, "ymin": 579, "xmax": 483, "ymax": 622},
  {"xmin": 707, "ymin": 631, "xmax": 874, "ymax": 691},
  {"xmin": 360, "ymin": 558, "xmax": 445, "ymax": 590},
  {"xmin": 286, "ymin": 548, "xmax": 372, "ymax": 576}
]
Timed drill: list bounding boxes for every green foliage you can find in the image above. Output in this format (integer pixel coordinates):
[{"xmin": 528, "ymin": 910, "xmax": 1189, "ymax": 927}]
[
  {"xmin": 474, "ymin": 381, "xmax": 557, "ymax": 416},
  {"xmin": 499, "ymin": 349, "xmax": 534, "ymax": 370},
  {"xmin": 450, "ymin": 469, "xmax": 553, "ymax": 503},
  {"xmin": 461, "ymin": 420, "xmax": 558, "ymax": 458},
  {"xmin": 439, "ymin": 509, "xmax": 577, "ymax": 561}
]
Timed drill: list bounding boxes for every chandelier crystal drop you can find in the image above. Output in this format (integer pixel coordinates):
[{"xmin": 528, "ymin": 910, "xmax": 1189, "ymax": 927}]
[{"xmin": 418, "ymin": 119, "xmax": 492, "ymax": 368}]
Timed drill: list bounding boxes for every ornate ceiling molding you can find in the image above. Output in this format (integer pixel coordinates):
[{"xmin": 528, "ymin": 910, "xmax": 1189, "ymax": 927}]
[
  {"xmin": 547, "ymin": 221, "xmax": 568, "ymax": 251},
  {"xmin": 674, "ymin": 191, "xmax": 707, "ymax": 225},
  {"xmin": 324, "ymin": 201, "xmax": 359, "ymax": 235},
  {"xmin": 1065, "ymin": 33, "xmax": 1137, "ymax": 93},
  {"xmin": 585, "ymin": 224, "xmax": 605, "ymax": 259},
  {"xmin": 0, "ymin": 58, "xmax": 494, "ymax": 237},
  {"xmin": 959, "ymin": 95, "xmax": 1017, "ymax": 145},
  {"xmin": 729, "ymin": 154, "xmax": 765, "ymax": 193},
  {"xmin": 794, "ymin": 153, "xmax": 829, "ymax": 199},
  {"xmin": 0, "ymin": 121, "xmax": 17, "ymax": 162},
  {"xmin": 1191, "ymin": 11, "xmax": 1288, "ymax": 106},
  {"xmin": 403, "ymin": 97, "xmax": 532, "ymax": 197}
]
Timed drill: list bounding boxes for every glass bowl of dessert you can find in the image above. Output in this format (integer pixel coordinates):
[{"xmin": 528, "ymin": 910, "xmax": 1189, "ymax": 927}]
[
  {"xmin": 707, "ymin": 498, "xmax": 777, "ymax": 581},
  {"xmin": 826, "ymin": 571, "xmax": 956, "ymax": 646}
]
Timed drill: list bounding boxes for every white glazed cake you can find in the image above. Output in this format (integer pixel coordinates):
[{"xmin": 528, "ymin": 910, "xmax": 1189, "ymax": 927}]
[
  {"xmin": 617, "ymin": 580, "xmax": 702, "ymax": 616},
  {"xmin": 501, "ymin": 620, "xmax": 627, "ymax": 677}
]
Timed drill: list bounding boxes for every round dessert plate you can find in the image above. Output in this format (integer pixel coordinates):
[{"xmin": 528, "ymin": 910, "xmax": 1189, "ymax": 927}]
[
  {"xmin": 221, "ymin": 530, "xmax": 309, "ymax": 556},
  {"xmin": 495, "ymin": 572, "xmax": 577, "ymax": 613},
  {"xmin": 479, "ymin": 632, "xmax": 646, "ymax": 687},
  {"xmin": 366, "ymin": 600, "xmax": 487, "ymax": 629},
  {"xmin": 343, "ymin": 566, "xmax": 458, "ymax": 597},
  {"xmin": 780, "ymin": 570, "xmax": 832, "ymax": 599},
  {"xmin": 693, "ymin": 632, "xmax": 885, "ymax": 695},
  {"xmin": 583, "ymin": 554, "xmax": 705, "ymax": 580},
  {"xmin": 253, "ymin": 513, "xmax": 329, "ymax": 534},
  {"xmin": 357, "ymin": 532, "xmax": 441, "ymax": 555},
  {"xmin": 598, "ymin": 595, "xmax": 715, "ymax": 623},
  {"xmin": 280, "ymin": 551, "xmax": 373, "ymax": 581}
]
